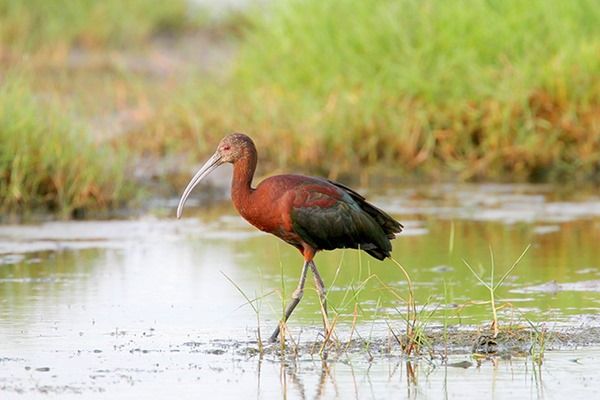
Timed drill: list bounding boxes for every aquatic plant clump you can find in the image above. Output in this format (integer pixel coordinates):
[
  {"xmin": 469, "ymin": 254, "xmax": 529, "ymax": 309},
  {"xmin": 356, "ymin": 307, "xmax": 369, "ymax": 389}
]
[{"xmin": 0, "ymin": 77, "xmax": 125, "ymax": 216}]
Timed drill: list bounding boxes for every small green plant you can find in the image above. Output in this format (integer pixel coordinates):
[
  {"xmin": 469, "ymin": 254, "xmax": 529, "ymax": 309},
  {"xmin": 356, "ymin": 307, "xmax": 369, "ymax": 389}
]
[
  {"xmin": 463, "ymin": 244, "xmax": 531, "ymax": 337},
  {"xmin": 526, "ymin": 319, "xmax": 548, "ymax": 365},
  {"xmin": 442, "ymin": 280, "xmax": 450, "ymax": 360},
  {"xmin": 389, "ymin": 257, "xmax": 422, "ymax": 355},
  {"xmin": 221, "ymin": 271, "xmax": 265, "ymax": 354}
]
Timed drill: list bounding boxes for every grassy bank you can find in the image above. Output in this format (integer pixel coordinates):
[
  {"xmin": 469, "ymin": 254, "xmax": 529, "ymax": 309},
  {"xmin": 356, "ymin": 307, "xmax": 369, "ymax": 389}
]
[
  {"xmin": 0, "ymin": 1, "xmax": 206, "ymax": 215},
  {"xmin": 2, "ymin": 1, "xmax": 599, "ymax": 215},
  {"xmin": 139, "ymin": 0, "xmax": 600, "ymax": 181},
  {"xmin": 0, "ymin": 76, "xmax": 125, "ymax": 217}
]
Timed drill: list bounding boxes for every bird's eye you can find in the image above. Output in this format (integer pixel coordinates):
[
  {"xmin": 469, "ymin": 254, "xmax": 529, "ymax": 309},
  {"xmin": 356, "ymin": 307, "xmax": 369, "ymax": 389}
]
[{"xmin": 222, "ymin": 145, "xmax": 231, "ymax": 151}]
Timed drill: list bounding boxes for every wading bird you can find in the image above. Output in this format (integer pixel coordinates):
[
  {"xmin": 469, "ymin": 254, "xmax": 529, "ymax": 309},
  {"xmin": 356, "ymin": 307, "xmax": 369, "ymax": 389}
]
[{"xmin": 177, "ymin": 133, "xmax": 402, "ymax": 342}]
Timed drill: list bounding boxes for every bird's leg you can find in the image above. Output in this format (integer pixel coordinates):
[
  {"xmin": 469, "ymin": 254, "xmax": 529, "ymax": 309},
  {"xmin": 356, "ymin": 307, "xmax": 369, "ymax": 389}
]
[
  {"xmin": 309, "ymin": 261, "xmax": 331, "ymax": 336},
  {"xmin": 270, "ymin": 260, "xmax": 310, "ymax": 342}
]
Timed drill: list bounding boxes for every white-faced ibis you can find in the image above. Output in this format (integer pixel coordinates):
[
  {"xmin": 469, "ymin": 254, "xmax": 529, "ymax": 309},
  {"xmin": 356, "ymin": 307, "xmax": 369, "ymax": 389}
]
[{"xmin": 177, "ymin": 133, "xmax": 402, "ymax": 342}]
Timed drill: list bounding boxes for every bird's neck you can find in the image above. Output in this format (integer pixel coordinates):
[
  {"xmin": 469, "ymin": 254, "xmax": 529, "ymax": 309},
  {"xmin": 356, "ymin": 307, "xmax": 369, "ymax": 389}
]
[{"xmin": 231, "ymin": 154, "xmax": 256, "ymax": 210}]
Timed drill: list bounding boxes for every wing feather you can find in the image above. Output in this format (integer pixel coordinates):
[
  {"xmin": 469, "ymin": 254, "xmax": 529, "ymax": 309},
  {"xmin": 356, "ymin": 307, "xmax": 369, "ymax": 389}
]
[{"xmin": 290, "ymin": 181, "xmax": 397, "ymax": 260}]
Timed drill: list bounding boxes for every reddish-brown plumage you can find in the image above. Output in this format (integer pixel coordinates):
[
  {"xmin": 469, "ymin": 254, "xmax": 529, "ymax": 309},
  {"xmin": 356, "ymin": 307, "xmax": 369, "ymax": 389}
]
[
  {"xmin": 232, "ymin": 173, "xmax": 346, "ymax": 254},
  {"xmin": 176, "ymin": 133, "xmax": 403, "ymax": 341}
]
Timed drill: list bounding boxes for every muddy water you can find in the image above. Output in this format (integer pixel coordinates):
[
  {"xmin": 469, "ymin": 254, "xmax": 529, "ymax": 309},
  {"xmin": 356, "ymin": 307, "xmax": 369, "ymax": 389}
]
[{"xmin": 1, "ymin": 184, "xmax": 600, "ymax": 398}]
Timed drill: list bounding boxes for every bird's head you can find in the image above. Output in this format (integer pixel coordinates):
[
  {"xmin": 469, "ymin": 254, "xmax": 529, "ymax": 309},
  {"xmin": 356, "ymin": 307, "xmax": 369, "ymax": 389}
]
[
  {"xmin": 176, "ymin": 133, "xmax": 256, "ymax": 218},
  {"xmin": 216, "ymin": 133, "xmax": 256, "ymax": 164}
]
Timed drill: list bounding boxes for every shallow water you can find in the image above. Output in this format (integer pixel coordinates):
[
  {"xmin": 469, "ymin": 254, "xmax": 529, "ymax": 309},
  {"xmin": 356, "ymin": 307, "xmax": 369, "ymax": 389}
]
[{"xmin": 1, "ymin": 183, "xmax": 600, "ymax": 398}]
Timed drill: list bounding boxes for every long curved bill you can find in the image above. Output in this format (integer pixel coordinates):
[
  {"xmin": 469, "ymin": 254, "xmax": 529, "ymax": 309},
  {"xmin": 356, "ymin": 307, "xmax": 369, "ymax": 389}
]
[{"xmin": 176, "ymin": 152, "xmax": 222, "ymax": 219}]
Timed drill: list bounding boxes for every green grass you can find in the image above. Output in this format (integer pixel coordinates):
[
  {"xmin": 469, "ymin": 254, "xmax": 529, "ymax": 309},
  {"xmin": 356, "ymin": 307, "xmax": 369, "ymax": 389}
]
[
  {"xmin": 144, "ymin": 0, "xmax": 600, "ymax": 181},
  {"xmin": 0, "ymin": 75, "xmax": 126, "ymax": 217},
  {"xmin": 463, "ymin": 244, "xmax": 531, "ymax": 337},
  {"xmin": 3, "ymin": 0, "xmax": 600, "ymax": 215},
  {"xmin": 0, "ymin": 0, "xmax": 198, "ymax": 55},
  {"xmin": 0, "ymin": 1, "xmax": 209, "ymax": 216}
]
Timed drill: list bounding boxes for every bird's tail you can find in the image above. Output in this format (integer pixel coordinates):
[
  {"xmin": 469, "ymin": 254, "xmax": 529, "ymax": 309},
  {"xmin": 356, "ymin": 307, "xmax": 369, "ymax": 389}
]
[
  {"xmin": 326, "ymin": 179, "xmax": 403, "ymax": 240},
  {"xmin": 359, "ymin": 201, "xmax": 403, "ymax": 241}
]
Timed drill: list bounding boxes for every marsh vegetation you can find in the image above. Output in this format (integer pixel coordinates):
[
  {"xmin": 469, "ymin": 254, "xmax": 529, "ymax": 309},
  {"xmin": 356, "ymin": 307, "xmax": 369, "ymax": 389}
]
[{"xmin": 1, "ymin": 0, "xmax": 599, "ymax": 214}]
